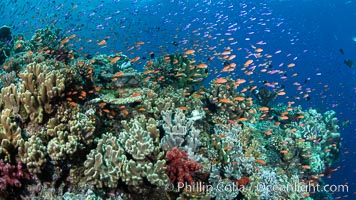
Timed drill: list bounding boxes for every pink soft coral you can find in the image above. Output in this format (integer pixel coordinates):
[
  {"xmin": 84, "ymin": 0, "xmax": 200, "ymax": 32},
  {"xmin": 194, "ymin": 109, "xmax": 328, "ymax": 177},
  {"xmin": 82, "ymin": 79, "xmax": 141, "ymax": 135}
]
[
  {"xmin": 0, "ymin": 159, "xmax": 30, "ymax": 191},
  {"xmin": 165, "ymin": 147, "xmax": 201, "ymax": 185}
]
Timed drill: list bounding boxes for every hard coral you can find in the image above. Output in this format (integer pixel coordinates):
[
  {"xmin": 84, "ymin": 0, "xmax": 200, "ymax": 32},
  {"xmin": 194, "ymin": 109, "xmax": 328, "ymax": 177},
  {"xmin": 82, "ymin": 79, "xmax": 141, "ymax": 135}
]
[
  {"xmin": 0, "ymin": 159, "xmax": 30, "ymax": 191},
  {"xmin": 165, "ymin": 147, "xmax": 201, "ymax": 185}
]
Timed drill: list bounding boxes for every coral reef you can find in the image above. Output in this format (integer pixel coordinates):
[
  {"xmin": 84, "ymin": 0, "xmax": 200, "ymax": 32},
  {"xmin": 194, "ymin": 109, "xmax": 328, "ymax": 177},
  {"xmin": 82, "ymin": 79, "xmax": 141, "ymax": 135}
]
[
  {"xmin": 208, "ymin": 124, "xmax": 258, "ymax": 200},
  {"xmin": 0, "ymin": 71, "xmax": 17, "ymax": 88},
  {"xmin": 0, "ymin": 26, "xmax": 342, "ymax": 199},
  {"xmin": 18, "ymin": 135, "xmax": 46, "ymax": 174},
  {"xmin": 203, "ymin": 77, "xmax": 256, "ymax": 124},
  {"xmin": 0, "ymin": 108, "xmax": 22, "ymax": 161}
]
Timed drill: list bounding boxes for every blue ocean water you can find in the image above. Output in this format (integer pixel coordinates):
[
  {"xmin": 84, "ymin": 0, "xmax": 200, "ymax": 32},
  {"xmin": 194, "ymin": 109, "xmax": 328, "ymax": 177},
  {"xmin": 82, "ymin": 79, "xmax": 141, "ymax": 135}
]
[
  {"xmin": 269, "ymin": 2, "xmax": 356, "ymax": 199},
  {"xmin": 0, "ymin": 0, "xmax": 355, "ymax": 199}
]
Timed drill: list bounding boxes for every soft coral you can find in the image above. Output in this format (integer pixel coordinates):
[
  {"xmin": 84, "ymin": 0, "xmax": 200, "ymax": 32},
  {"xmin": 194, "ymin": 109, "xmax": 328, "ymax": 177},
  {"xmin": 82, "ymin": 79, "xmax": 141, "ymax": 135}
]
[
  {"xmin": 165, "ymin": 147, "xmax": 201, "ymax": 185},
  {"xmin": 0, "ymin": 159, "xmax": 30, "ymax": 191}
]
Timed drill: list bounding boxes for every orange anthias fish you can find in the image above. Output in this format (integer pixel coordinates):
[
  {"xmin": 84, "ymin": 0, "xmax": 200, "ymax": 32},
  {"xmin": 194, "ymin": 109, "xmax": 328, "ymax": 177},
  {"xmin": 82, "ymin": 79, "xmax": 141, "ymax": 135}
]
[
  {"xmin": 221, "ymin": 50, "xmax": 231, "ymax": 55},
  {"xmin": 244, "ymin": 59, "xmax": 253, "ymax": 67},
  {"xmin": 113, "ymin": 72, "xmax": 124, "ymax": 77},
  {"xmin": 259, "ymin": 107, "xmax": 269, "ymax": 112},
  {"xmin": 235, "ymin": 79, "xmax": 246, "ymax": 85},
  {"xmin": 234, "ymin": 96, "xmax": 245, "ymax": 101},
  {"xmin": 265, "ymin": 130, "xmax": 272, "ymax": 136},
  {"xmin": 184, "ymin": 49, "xmax": 195, "ymax": 55},
  {"xmin": 214, "ymin": 77, "xmax": 228, "ymax": 84},
  {"xmin": 196, "ymin": 63, "xmax": 208, "ymax": 69},
  {"xmin": 110, "ymin": 56, "xmax": 121, "ymax": 64},
  {"xmin": 255, "ymin": 48, "xmax": 263, "ymax": 53},
  {"xmin": 227, "ymin": 55, "xmax": 236, "ymax": 60},
  {"xmin": 97, "ymin": 39, "xmax": 107, "ymax": 46},
  {"xmin": 287, "ymin": 63, "xmax": 296, "ymax": 68},
  {"xmin": 219, "ymin": 98, "xmax": 233, "ymax": 104},
  {"xmin": 255, "ymin": 159, "xmax": 266, "ymax": 165},
  {"xmin": 277, "ymin": 91, "xmax": 286, "ymax": 96},
  {"xmin": 136, "ymin": 41, "xmax": 145, "ymax": 45}
]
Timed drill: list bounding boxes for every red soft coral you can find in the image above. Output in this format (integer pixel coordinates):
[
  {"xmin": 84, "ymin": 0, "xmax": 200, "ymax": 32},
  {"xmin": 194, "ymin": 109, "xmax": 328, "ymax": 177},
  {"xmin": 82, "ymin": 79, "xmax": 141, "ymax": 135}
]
[
  {"xmin": 0, "ymin": 159, "xmax": 30, "ymax": 191},
  {"xmin": 235, "ymin": 176, "xmax": 250, "ymax": 189},
  {"xmin": 165, "ymin": 147, "xmax": 201, "ymax": 185}
]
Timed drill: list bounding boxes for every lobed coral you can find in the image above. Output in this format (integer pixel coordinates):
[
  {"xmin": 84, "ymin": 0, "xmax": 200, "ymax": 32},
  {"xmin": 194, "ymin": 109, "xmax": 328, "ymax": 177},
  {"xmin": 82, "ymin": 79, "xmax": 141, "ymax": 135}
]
[
  {"xmin": 0, "ymin": 62, "xmax": 67, "ymax": 124},
  {"xmin": 45, "ymin": 105, "xmax": 97, "ymax": 163},
  {"xmin": 83, "ymin": 115, "xmax": 169, "ymax": 190},
  {"xmin": 18, "ymin": 135, "xmax": 46, "ymax": 174}
]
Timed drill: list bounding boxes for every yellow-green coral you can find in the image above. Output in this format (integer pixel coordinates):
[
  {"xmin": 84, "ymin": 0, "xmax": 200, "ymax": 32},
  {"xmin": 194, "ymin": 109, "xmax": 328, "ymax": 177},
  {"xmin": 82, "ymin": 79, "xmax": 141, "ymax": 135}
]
[
  {"xmin": 83, "ymin": 132, "xmax": 125, "ymax": 188},
  {"xmin": 83, "ymin": 116, "xmax": 168, "ymax": 189},
  {"xmin": 0, "ymin": 109, "xmax": 22, "ymax": 161},
  {"xmin": 18, "ymin": 135, "xmax": 46, "ymax": 174},
  {"xmin": 18, "ymin": 62, "xmax": 65, "ymax": 123},
  {"xmin": 0, "ymin": 62, "xmax": 66, "ymax": 124},
  {"xmin": 46, "ymin": 105, "xmax": 96, "ymax": 162}
]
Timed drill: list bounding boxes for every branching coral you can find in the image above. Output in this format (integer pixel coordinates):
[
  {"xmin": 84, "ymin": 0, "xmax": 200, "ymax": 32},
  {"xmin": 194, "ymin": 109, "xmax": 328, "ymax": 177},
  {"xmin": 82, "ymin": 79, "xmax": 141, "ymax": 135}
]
[
  {"xmin": 243, "ymin": 168, "xmax": 307, "ymax": 200},
  {"xmin": 286, "ymin": 109, "xmax": 341, "ymax": 176},
  {"xmin": 0, "ymin": 71, "xmax": 16, "ymax": 89},
  {"xmin": 208, "ymin": 124, "xmax": 261, "ymax": 200},
  {"xmin": 30, "ymin": 26, "xmax": 77, "ymax": 63}
]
